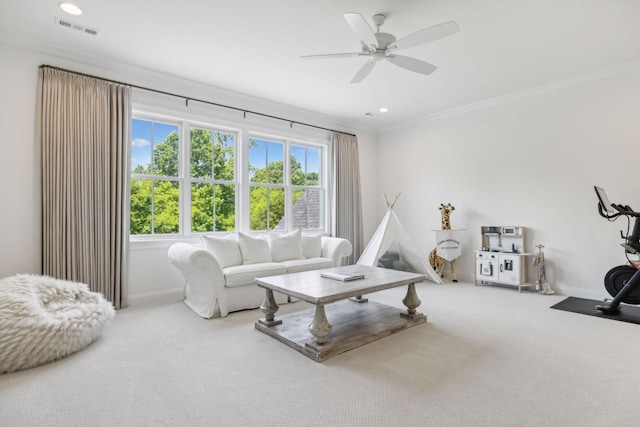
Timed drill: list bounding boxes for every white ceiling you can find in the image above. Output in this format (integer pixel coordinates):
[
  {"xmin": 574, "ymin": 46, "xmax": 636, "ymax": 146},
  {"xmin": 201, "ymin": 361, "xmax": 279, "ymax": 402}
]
[{"xmin": 2, "ymin": 0, "xmax": 640, "ymax": 131}]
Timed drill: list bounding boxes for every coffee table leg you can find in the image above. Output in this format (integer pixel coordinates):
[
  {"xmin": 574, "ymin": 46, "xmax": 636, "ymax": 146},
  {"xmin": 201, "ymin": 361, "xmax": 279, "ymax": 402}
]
[
  {"xmin": 402, "ymin": 283, "xmax": 422, "ymax": 317},
  {"xmin": 309, "ymin": 304, "xmax": 332, "ymax": 345},
  {"xmin": 259, "ymin": 289, "xmax": 282, "ymax": 326}
]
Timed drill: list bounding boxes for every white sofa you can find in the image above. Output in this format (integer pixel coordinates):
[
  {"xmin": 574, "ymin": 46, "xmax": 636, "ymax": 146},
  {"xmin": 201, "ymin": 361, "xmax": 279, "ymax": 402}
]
[{"xmin": 168, "ymin": 230, "xmax": 353, "ymax": 318}]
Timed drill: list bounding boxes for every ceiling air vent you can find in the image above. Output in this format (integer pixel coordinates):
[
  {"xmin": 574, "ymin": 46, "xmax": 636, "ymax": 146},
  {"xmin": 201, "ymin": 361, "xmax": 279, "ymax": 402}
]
[{"xmin": 55, "ymin": 17, "xmax": 99, "ymax": 36}]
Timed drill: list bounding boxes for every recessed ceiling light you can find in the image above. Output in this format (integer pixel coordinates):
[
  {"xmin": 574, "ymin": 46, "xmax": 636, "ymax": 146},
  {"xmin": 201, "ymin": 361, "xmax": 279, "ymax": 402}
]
[
  {"xmin": 378, "ymin": 107, "xmax": 389, "ymax": 113},
  {"xmin": 58, "ymin": 2, "xmax": 82, "ymax": 16}
]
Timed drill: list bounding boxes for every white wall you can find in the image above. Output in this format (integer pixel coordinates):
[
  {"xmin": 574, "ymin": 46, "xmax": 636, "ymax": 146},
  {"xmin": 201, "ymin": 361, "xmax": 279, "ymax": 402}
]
[
  {"xmin": 0, "ymin": 44, "xmax": 41, "ymax": 276},
  {"xmin": 375, "ymin": 66, "xmax": 640, "ymax": 299}
]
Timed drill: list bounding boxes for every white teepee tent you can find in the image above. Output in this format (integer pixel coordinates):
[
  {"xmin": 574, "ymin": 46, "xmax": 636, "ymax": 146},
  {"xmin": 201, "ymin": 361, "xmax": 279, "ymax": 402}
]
[{"xmin": 357, "ymin": 194, "xmax": 443, "ymax": 284}]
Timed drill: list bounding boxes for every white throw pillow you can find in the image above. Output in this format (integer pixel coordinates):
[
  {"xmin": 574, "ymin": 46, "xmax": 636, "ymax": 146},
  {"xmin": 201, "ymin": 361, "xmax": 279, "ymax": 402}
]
[
  {"xmin": 267, "ymin": 230, "xmax": 304, "ymax": 262},
  {"xmin": 238, "ymin": 232, "xmax": 272, "ymax": 265},
  {"xmin": 301, "ymin": 233, "xmax": 322, "ymax": 258},
  {"xmin": 202, "ymin": 234, "xmax": 243, "ymax": 268}
]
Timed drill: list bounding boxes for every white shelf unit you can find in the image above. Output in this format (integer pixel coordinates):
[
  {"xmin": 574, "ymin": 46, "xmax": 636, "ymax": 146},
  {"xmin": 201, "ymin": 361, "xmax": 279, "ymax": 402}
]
[{"xmin": 475, "ymin": 226, "xmax": 533, "ymax": 292}]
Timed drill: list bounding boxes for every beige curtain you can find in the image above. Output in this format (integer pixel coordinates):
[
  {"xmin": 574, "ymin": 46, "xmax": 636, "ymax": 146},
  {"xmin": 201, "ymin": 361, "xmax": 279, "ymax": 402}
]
[
  {"xmin": 331, "ymin": 132, "xmax": 364, "ymax": 265},
  {"xmin": 38, "ymin": 67, "xmax": 131, "ymax": 309}
]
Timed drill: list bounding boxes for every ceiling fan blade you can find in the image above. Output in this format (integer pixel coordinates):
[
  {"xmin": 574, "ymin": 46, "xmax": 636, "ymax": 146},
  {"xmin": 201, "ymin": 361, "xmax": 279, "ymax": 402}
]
[
  {"xmin": 386, "ymin": 55, "xmax": 437, "ymax": 75},
  {"xmin": 388, "ymin": 21, "xmax": 459, "ymax": 52},
  {"xmin": 344, "ymin": 13, "xmax": 378, "ymax": 50},
  {"xmin": 351, "ymin": 60, "xmax": 376, "ymax": 84},
  {"xmin": 301, "ymin": 52, "xmax": 365, "ymax": 59}
]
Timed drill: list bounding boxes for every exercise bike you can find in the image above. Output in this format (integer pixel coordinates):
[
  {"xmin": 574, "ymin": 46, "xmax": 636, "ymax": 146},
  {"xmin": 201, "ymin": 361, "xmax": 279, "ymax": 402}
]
[{"xmin": 594, "ymin": 186, "xmax": 640, "ymax": 314}]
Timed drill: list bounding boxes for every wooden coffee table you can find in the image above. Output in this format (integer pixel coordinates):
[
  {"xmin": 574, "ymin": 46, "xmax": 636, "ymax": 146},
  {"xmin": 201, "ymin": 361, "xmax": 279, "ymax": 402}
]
[{"xmin": 254, "ymin": 265, "xmax": 426, "ymax": 362}]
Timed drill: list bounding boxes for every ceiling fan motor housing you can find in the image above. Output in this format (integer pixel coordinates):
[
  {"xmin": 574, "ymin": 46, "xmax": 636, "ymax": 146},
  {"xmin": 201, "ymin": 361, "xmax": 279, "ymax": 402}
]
[{"xmin": 374, "ymin": 32, "xmax": 396, "ymax": 50}]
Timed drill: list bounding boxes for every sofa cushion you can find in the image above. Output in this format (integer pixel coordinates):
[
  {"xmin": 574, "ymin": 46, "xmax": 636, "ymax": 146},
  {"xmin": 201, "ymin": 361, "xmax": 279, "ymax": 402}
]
[
  {"xmin": 238, "ymin": 232, "xmax": 272, "ymax": 265},
  {"xmin": 301, "ymin": 233, "xmax": 322, "ymax": 258},
  {"xmin": 281, "ymin": 257, "xmax": 334, "ymax": 274},
  {"xmin": 202, "ymin": 234, "xmax": 242, "ymax": 268},
  {"xmin": 223, "ymin": 263, "xmax": 287, "ymax": 288},
  {"xmin": 267, "ymin": 230, "xmax": 304, "ymax": 262}
]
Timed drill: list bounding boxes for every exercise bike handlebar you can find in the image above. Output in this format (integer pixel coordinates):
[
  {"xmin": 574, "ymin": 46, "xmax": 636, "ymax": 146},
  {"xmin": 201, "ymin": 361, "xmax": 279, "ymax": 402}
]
[
  {"xmin": 596, "ymin": 202, "xmax": 636, "ymax": 219},
  {"xmin": 612, "ymin": 203, "xmax": 640, "ymax": 217}
]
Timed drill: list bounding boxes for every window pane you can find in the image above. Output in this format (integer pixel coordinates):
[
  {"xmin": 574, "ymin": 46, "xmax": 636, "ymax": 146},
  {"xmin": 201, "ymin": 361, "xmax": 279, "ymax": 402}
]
[
  {"xmin": 249, "ymin": 138, "xmax": 283, "ymax": 184},
  {"xmin": 213, "ymin": 133, "xmax": 235, "ymax": 181},
  {"xmin": 306, "ymin": 148, "xmax": 320, "ymax": 186},
  {"xmin": 249, "ymin": 185, "xmax": 267, "ymax": 230},
  {"xmin": 249, "ymin": 138, "xmax": 266, "ymax": 183},
  {"xmin": 130, "ymin": 178, "xmax": 152, "ymax": 234},
  {"xmin": 152, "ymin": 122, "xmax": 179, "ymax": 177},
  {"xmin": 214, "ymin": 184, "xmax": 236, "ymax": 231},
  {"xmin": 191, "ymin": 182, "xmax": 213, "ymax": 232},
  {"xmin": 191, "ymin": 183, "xmax": 236, "ymax": 232},
  {"xmin": 307, "ymin": 189, "xmax": 321, "ymax": 228},
  {"xmin": 190, "ymin": 128, "xmax": 213, "ymax": 178},
  {"xmin": 291, "ymin": 188, "xmax": 321, "ymax": 229},
  {"xmin": 292, "ymin": 188, "xmax": 306, "ymax": 228},
  {"xmin": 267, "ymin": 141, "xmax": 283, "ymax": 184},
  {"xmin": 250, "ymin": 186, "xmax": 285, "ymax": 231},
  {"xmin": 291, "ymin": 145, "xmax": 320, "ymax": 186},
  {"xmin": 131, "ymin": 119, "xmax": 152, "ymax": 174},
  {"xmin": 269, "ymin": 187, "xmax": 285, "ymax": 230},
  {"xmin": 290, "ymin": 146, "xmax": 306, "ymax": 186},
  {"xmin": 152, "ymin": 181, "xmax": 180, "ymax": 234}
]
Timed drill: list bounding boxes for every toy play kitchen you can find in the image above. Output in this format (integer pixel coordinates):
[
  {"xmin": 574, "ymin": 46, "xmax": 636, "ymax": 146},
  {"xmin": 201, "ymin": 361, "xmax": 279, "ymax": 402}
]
[{"xmin": 475, "ymin": 226, "xmax": 532, "ymax": 292}]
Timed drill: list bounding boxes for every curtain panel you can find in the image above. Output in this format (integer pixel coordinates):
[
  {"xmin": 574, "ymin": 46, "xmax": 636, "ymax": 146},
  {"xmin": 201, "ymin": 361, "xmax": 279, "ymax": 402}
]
[
  {"xmin": 38, "ymin": 67, "xmax": 131, "ymax": 309},
  {"xmin": 331, "ymin": 132, "xmax": 364, "ymax": 265}
]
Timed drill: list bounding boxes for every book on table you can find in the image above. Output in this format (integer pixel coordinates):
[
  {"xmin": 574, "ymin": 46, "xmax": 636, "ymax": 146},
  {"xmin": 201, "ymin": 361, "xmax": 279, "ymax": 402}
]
[{"xmin": 320, "ymin": 270, "xmax": 365, "ymax": 281}]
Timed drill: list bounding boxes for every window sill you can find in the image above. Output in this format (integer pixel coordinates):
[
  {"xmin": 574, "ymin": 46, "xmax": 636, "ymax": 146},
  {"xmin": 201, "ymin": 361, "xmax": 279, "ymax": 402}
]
[{"xmin": 129, "ymin": 236, "xmax": 201, "ymax": 251}]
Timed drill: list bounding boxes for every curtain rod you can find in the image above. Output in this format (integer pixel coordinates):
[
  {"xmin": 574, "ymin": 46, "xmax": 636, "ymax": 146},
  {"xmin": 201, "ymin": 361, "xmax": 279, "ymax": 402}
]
[{"xmin": 39, "ymin": 64, "xmax": 356, "ymax": 137}]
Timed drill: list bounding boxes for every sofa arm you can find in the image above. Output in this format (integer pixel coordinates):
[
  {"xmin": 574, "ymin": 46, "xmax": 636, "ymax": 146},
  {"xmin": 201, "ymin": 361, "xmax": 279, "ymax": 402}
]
[
  {"xmin": 167, "ymin": 243, "xmax": 227, "ymax": 318},
  {"xmin": 321, "ymin": 236, "xmax": 353, "ymax": 267}
]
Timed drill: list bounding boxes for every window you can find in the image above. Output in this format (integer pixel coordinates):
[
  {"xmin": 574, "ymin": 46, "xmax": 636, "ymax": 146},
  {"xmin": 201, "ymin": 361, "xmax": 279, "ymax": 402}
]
[
  {"xmin": 130, "ymin": 114, "xmax": 326, "ymax": 238},
  {"xmin": 248, "ymin": 137, "xmax": 323, "ymax": 231},
  {"xmin": 189, "ymin": 127, "xmax": 236, "ymax": 233},
  {"xmin": 130, "ymin": 118, "xmax": 180, "ymax": 235},
  {"xmin": 290, "ymin": 144, "xmax": 322, "ymax": 229},
  {"xmin": 249, "ymin": 138, "xmax": 285, "ymax": 230}
]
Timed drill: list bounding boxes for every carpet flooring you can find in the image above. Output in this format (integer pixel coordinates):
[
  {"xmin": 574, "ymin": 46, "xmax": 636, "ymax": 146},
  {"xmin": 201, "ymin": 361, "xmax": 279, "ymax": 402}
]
[
  {"xmin": 3, "ymin": 281, "xmax": 640, "ymax": 426},
  {"xmin": 550, "ymin": 296, "xmax": 640, "ymax": 324}
]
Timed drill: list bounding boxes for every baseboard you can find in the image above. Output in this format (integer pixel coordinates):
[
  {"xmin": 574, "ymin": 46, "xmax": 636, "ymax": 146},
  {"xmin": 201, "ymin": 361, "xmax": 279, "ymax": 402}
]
[
  {"xmin": 555, "ymin": 285, "xmax": 608, "ymax": 301},
  {"xmin": 443, "ymin": 272, "xmax": 610, "ymax": 301},
  {"xmin": 127, "ymin": 288, "xmax": 183, "ymax": 306}
]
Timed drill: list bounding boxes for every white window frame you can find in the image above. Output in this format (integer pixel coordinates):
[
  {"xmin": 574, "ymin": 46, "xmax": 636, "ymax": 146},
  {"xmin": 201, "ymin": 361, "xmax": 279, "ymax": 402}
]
[
  {"xmin": 130, "ymin": 109, "xmax": 330, "ymax": 242},
  {"xmin": 184, "ymin": 123, "xmax": 239, "ymax": 234}
]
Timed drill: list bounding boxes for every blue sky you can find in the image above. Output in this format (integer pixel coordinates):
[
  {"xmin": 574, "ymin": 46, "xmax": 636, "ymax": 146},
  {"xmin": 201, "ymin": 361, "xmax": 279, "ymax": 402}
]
[
  {"xmin": 131, "ymin": 119, "xmax": 177, "ymax": 171},
  {"xmin": 132, "ymin": 121, "xmax": 320, "ymax": 178},
  {"xmin": 249, "ymin": 139, "xmax": 283, "ymax": 172}
]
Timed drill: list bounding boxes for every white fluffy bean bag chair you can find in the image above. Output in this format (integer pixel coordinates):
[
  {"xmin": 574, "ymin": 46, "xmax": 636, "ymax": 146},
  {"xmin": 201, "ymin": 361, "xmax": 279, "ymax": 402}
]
[{"xmin": 0, "ymin": 274, "xmax": 115, "ymax": 374}]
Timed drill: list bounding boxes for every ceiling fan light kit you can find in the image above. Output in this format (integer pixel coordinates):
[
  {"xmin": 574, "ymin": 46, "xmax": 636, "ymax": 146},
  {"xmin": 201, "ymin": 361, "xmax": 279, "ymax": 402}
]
[{"xmin": 301, "ymin": 12, "xmax": 459, "ymax": 83}]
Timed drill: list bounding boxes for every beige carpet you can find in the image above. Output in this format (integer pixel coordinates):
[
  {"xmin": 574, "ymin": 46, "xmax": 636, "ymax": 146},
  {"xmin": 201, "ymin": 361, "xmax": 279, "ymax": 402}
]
[{"xmin": 1, "ymin": 281, "xmax": 639, "ymax": 426}]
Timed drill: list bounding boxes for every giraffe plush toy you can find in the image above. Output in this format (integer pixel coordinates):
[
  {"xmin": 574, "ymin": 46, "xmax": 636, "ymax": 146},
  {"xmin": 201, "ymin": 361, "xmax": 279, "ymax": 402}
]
[{"xmin": 429, "ymin": 203, "xmax": 458, "ymax": 282}]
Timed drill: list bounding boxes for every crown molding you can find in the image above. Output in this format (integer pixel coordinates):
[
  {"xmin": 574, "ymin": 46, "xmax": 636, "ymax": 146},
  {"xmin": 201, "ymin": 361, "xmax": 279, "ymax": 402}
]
[{"xmin": 378, "ymin": 59, "xmax": 640, "ymax": 134}]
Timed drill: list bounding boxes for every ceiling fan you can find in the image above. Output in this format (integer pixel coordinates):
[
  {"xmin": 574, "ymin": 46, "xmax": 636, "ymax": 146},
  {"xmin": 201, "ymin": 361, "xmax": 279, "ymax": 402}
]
[{"xmin": 301, "ymin": 13, "xmax": 459, "ymax": 83}]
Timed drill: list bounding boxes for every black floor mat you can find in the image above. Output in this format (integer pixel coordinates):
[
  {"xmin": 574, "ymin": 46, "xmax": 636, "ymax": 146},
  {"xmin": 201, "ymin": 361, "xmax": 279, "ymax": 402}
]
[{"xmin": 551, "ymin": 297, "xmax": 640, "ymax": 325}]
